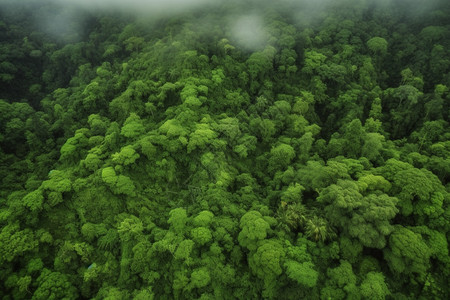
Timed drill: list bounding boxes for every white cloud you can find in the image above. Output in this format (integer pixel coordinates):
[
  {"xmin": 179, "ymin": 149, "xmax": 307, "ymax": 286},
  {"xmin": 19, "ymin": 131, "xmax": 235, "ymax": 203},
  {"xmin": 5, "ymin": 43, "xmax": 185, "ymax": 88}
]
[
  {"xmin": 49, "ymin": 0, "xmax": 220, "ymax": 14},
  {"xmin": 229, "ymin": 14, "xmax": 268, "ymax": 51}
]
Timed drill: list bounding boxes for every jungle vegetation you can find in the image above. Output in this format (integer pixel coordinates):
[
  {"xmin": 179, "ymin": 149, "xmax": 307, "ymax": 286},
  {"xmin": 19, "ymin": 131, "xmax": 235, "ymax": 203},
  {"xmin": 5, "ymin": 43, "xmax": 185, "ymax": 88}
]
[{"xmin": 0, "ymin": 0, "xmax": 449, "ymax": 299}]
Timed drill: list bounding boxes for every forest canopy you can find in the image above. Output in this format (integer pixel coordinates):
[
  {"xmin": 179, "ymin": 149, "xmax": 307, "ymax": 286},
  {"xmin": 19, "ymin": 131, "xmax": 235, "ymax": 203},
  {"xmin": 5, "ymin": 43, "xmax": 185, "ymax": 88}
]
[{"xmin": 0, "ymin": 0, "xmax": 449, "ymax": 299}]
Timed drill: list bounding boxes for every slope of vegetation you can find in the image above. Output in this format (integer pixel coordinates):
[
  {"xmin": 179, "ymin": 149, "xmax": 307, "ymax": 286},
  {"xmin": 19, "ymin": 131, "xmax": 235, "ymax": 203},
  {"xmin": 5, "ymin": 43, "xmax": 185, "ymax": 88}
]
[{"xmin": 0, "ymin": 0, "xmax": 449, "ymax": 299}]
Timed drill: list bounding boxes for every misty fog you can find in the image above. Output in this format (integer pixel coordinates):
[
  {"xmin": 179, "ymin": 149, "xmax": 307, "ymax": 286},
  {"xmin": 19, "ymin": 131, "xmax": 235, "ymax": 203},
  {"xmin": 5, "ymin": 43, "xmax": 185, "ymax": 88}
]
[{"xmin": 1, "ymin": 0, "xmax": 445, "ymax": 45}]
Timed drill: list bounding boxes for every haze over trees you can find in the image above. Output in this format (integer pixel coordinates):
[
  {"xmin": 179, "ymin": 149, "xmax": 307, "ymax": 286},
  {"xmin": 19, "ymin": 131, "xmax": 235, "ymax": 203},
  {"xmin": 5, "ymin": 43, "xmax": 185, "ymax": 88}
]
[{"xmin": 0, "ymin": 0, "xmax": 449, "ymax": 299}]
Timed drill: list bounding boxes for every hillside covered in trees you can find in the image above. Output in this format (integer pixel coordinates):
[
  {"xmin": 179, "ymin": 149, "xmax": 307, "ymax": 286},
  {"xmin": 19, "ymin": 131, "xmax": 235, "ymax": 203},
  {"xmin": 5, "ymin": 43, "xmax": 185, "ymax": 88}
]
[{"xmin": 0, "ymin": 0, "xmax": 449, "ymax": 299}]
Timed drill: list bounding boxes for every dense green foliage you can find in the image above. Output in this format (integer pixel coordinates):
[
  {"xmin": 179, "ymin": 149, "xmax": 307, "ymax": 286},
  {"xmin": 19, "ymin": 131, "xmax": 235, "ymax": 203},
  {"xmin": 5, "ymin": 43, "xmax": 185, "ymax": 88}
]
[{"xmin": 1, "ymin": 0, "xmax": 449, "ymax": 298}]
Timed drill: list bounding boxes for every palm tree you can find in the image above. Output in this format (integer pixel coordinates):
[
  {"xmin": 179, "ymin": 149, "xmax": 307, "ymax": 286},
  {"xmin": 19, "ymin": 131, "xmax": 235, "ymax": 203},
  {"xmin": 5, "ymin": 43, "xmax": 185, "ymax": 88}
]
[
  {"xmin": 305, "ymin": 216, "xmax": 335, "ymax": 242},
  {"xmin": 276, "ymin": 202, "xmax": 308, "ymax": 232}
]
